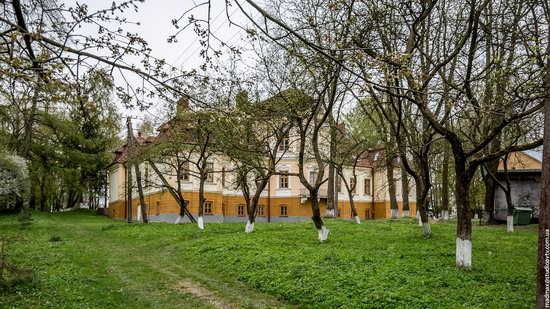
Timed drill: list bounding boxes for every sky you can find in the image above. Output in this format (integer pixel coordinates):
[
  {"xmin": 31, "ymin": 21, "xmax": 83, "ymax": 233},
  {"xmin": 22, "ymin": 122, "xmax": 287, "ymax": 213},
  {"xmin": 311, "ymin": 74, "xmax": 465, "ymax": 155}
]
[{"xmin": 61, "ymin": 0, "xmax": 262, "ymax": 130}]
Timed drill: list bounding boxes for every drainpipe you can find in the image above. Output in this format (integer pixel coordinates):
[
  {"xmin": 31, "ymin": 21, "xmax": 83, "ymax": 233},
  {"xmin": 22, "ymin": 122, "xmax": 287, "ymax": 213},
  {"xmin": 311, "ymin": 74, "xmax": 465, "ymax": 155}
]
[
  {"xmin": 371, "ymin": 168, "xmax": 375, "ymax": 219},
  {"xmin": 267, "ymin": 177, "xmax": 271, "ymax": 223}
]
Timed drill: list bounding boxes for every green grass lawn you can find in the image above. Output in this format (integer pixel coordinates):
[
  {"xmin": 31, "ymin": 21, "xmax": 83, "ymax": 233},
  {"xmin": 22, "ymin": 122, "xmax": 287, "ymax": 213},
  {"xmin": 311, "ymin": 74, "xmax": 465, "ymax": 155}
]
[{"xmin": 0, "ymin": 210, "xmax": 536, "ymax": 308}]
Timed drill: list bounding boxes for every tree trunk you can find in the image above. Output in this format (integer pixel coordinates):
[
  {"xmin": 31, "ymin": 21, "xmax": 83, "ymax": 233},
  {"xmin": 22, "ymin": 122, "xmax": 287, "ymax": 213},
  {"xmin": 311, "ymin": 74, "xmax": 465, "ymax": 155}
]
[
  {"xmin": 536, "ymin": 36, "xmax": 550, "ymax": 306},
  {"xmin": 325, "ymin": 120, "xmax": 336, "ymax": 218},
  {"xmin": 348, "ymin": 190, "xmax": 360, "ymax": 224},
  {"xmin": 386, "ymin": 149, "xmax": 398, "ymax": 218},
  {"xmin": 506, "ymin": 189, "xmax": 514, "ymax": 233},
  {"xmin": 401, "ymin": 164, "xmax": 409, "ymax": 217},
  {"xmin": 441, "ymin": 148, "xmax": 450, "ymax": 220},
  {"xmin": 455, "ymin": 167, "xmax": 473, "ymax": 268},
  {"xmin": 126, "ymin": 117, "xmax": 133, "ymax": 223},
  {"xmin": 483, "ymin": 158, "xmax": 499, "ymax": 225},
  {"xmin": 134, "ymin": 163, "xmax": 149, "ymax": 223},
  {"xmin": 39, "ymin": 175, "xmax": 46, "ymax": 212},
  {"xmin": 246, "ymin": 199, "xmax": 256, "ymax": 233},
  {"xmin": 416, "ymin": 181, "xmax": 431, "ymax": 236},
  {"xmin": 310, "ymin": 190, "xmax": 329, "ymax": 241},
  {"xmin": 198, "ymin": 176, "xmax": 205, "ymax": 229}
]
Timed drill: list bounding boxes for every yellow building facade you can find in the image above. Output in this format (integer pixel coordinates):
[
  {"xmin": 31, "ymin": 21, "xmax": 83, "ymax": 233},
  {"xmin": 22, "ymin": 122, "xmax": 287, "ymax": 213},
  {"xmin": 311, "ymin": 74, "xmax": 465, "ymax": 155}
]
[{"xmin": 107, "ymin": 143, "xmax": 417, "ymax": 223}]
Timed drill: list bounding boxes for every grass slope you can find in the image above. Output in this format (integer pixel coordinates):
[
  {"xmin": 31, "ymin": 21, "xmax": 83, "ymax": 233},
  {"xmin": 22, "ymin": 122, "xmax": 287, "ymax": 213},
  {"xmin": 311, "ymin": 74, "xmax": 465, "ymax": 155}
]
[{"xmin": 0, "ymin": 210, "xmax": 536, "ymax": 308}]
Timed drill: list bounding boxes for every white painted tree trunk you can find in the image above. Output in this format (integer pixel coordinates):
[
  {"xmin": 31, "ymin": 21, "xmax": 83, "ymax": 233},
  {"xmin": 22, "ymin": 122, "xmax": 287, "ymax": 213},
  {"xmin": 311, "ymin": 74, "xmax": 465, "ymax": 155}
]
[
  {"xmin": 325, "ymin": 208, "xmax": 335, "ymax": 218},
  {"xmin": 137, "ymin": 205, "xmax": 141, "ymax": 222},
  {"xmin": 507, "ymin": 216, "xmax": 514, "ymax": 233},
  {"xmin": 317, "ymin": 225, "xmax": 330, "ymax": 242},
  {"xmin": 197, "ymin": 216, "xmax": 204, "ymax": 230},
  {"xmin": 174, "ymin": 215, "xmax": 183, "ymax": 224},
  {"xmin": 442, "ymin": 210, "xmax": 449, "ymax": 220},
  {"xmin": 403, "ymin": 210, "xmax": 409, "ymax": 217},
  {"xmin": 245, "ymin": 220, "xmax": 255, "ymax": 233},
  {"xmin": 456, "ymin": 238, "xmax": 472, "ymax": 268},
  {"xmin": 422, "ymin": 222, "xmax": 432, "ymax": 236},
  {"xmin": 391, "ymin": 209, "xmax": 398, "ymax": 219},
  {"xmin": 417, "ymin": 212, "xmax": 422, "ymax": 226},
  {"xmin": 354, "ymin": 215, "xmax": 361, "ymax": 224}
]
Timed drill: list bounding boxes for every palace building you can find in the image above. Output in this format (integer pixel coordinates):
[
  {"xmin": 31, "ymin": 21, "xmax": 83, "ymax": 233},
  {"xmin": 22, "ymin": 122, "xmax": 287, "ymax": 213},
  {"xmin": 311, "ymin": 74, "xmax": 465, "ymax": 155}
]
[{"xmin": 106, "ymin": 98, "xmax": 417, "ymax": 223}]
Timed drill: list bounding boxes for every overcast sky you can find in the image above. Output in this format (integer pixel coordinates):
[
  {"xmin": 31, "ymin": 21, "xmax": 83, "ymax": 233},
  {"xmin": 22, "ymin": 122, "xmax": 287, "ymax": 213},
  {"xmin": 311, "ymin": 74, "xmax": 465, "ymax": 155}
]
[{"xmin": 62, "ymin": 0, "xmax": 260, "ymax": 129}]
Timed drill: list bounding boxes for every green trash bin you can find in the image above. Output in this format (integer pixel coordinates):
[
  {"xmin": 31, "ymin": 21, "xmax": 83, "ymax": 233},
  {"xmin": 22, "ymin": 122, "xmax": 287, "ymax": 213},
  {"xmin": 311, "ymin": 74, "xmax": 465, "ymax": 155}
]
[{"xmin": 513, "ymin": 207, "xmax": 532, "ymax": 225}]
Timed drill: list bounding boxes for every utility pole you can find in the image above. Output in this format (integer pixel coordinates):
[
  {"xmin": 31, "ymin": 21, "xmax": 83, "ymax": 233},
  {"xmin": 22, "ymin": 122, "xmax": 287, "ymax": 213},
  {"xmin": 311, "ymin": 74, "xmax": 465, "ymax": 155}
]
[{"xmin": 126, "ymin": 117, "xmax": 133, "ymax": 223}]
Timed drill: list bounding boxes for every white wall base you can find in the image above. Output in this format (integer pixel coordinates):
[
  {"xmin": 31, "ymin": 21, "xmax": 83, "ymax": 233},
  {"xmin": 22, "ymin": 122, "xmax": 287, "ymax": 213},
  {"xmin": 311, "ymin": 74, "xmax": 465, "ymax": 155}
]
[
  {"xmin": 456, "ymin": 238, "xmax": 472, "ymax": 268},
  {"xmin": 354, "ymin": 215, "xmax": 361, "ymax": 224},
  {"xmin": 442, "ymin": 210, "xmax": 449, "ymax": 220},
  {"xmin": 175, "ymin": 215, "xmax": 183, "ymax": 224},
  {"xmin": 245, "ymin": 220, "xmax": 255, "ymax": 233},
  {"xmin": 507, "ymin": 215, "xmax": 514, "ymax": 233},
  {"xmin": 423, "ymin": 222, "xmax": 432, "ymax": 236},
  {"xmin": 197, "ymin": 216, "xmax": 204, "ymax": 230},
  {"xmin": 318, "ymin": 225, "xmax": 330, "ymax": 242}
]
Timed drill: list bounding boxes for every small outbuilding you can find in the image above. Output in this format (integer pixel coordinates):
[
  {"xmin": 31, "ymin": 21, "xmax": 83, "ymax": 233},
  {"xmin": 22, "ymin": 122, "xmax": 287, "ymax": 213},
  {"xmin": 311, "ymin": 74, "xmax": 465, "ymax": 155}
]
[{"xmin": 493, "ymin": 151, "xmax": 542, "ymax": 222}]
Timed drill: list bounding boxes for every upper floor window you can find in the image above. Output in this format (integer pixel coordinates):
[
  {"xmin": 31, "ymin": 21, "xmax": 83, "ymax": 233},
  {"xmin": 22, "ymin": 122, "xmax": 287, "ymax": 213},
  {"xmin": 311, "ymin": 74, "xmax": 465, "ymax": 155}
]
[
  {"xmin": 337, "ymin": 176, "xmax": 341, "ymax": 192},
  {"xmin": 180, "ymin": 161, "xmax": 190, "ymax": 181},
  {"xmin": 279, "ymin": 173, "xmax": 289, "ymax": 189},
  {"xmin": 309, "ymin": 171, "xmax": 318, "ymax": 184},
  {"xmin": 364, "ymin": 178, "xmax": 371, "ymax": 196},
  {"xmin": 279, "ymin": 135, "xmax": 290, "ymax": 152},
  {"xmin": 204, "ymin": 201, "xmax": 213, "ymax": 215},
  {"xmin": 392, "ymin": 178, "xmax": 398, "ymax": 195},
  {"xmin": 350, "ymin": 177, "xmax": 356, "ymax": 194},
  {"xmin": 206, "ymin": 162, "xmax": 214, "ymax": 182},
  {"xmin": 221, "ymin": 167, "xmax": 226, "ymax": 187}
]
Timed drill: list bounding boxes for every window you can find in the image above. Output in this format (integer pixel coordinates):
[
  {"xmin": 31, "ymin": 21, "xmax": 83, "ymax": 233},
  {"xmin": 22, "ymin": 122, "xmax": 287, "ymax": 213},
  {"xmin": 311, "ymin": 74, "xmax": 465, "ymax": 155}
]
[
  {"xmin": 279, "ymin": 173, "xmax": 289, "ymax": 189},
  {"xmin": 221, "ymin": 167, "xmax": 226, "ymax": 187},
  {"xmin": 350, "ymin": 177, "xmax": 356, "ymax": 194},
  {"xmin": 280, "ymin": 204, "xmax": 288, "ymax": 216},
  {"xmin": 156, "ymin": 201, "xmax": 161, "ymax": 215},
  {"xmin": 392, "ymin": 178, "xmax": 398, "ymax": 195},
  {"xmin": 180, "ymin": 161, "xmax": 190, "ymax": 181},
  {"xmin": 364, "ymin": 179, "xmax": 371, "ymax": 196},
  {"xmin": 257, "ymin": 205, "xmax": 265, "ymax": 216},
  {"xmin": 279, "ymin": 135, "xmax": 290, "ymax": 152},
  {"xmin": 337, "ymin": 176, "xmax": 342, "ymax": 193},
  {"xmin": 204, "ymin": 201, "xmax": 213, "ymax": 215},
  {"xmin": 309, "ymin": 171, "xmax": 318, "ymax": 184},
  {"xmin": 206, "ymin": 162, "xmax": 214, "ymax": 182},
  {"xmin": 237, "ymin": 204, "xmax": 245, "ymax": 216}
]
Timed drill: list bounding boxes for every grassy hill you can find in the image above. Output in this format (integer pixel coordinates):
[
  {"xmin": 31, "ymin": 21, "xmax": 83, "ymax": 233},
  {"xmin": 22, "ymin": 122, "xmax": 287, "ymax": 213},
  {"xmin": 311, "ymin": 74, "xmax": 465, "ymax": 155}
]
[{"xmin": 0, "ymin": 210, "xmax": 536, "ymax": 308}]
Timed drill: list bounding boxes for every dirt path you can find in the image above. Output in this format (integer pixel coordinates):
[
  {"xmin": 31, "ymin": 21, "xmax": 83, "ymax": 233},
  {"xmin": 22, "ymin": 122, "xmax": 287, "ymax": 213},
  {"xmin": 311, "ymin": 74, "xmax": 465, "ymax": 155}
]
[
  {"xmin": 51, "ymin": 216, "xmax": 289, "ymax": 308},
  {"xmin": 175, "ymin": 279, "xmax": 234, "ymax": 309}
]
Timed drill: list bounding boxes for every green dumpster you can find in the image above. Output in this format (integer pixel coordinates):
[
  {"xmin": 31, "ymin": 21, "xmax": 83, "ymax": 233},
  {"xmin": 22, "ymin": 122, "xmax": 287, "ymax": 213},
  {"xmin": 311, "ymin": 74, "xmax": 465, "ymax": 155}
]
[{"xmin": 513, "ymin": 207, "xmax": 532, "ymax": 225}]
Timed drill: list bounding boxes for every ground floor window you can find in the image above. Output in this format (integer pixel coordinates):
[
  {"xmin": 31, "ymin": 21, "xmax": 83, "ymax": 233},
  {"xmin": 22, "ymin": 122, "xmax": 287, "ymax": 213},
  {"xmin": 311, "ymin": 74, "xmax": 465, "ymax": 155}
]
[
  {"xmin": 156, "ymin": 201, "xmax": 161, "ymax": 215},
  {"xmin": 280, "ymin": 204, "xmax": 288, "ymax": 217},
  {"xmin": 257, "ymin": 205, "xmax": 265, "ymax": 216},
  {"xmin": 237, "ymin": 204, "xmax": 245, "ymax": 216},
  {"xmin": 204, "ymin": 201, "xmax": 213, "ymax": 215}
]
